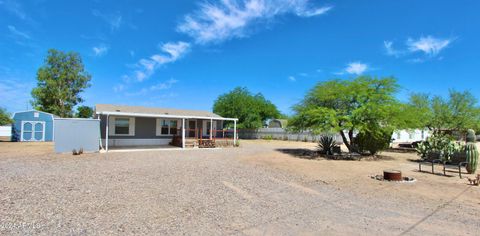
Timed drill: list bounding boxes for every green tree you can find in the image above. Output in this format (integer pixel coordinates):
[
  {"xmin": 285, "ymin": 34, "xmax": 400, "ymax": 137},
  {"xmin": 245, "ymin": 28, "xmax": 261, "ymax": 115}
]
[
  {"xmin": 405, "ymin": 90, "xmax": 480, "ymax": 133},
  {"xmin": 289, "ymin": 76, "xmax": 402, "ymax": 153},
  {"xmin": 76, "ymin": 106, "xmax": 93, "ymax": 118},
  {"xmin": 0, "ymin": 107, "xmax": 13, "ymax": 126},
  {"xmin": 31, "ymin": 49, "xmax": 92, "ymax": 118},
  {"xmin": 213, "ymin": 87, "xmax": 281, "ymax": 129}
]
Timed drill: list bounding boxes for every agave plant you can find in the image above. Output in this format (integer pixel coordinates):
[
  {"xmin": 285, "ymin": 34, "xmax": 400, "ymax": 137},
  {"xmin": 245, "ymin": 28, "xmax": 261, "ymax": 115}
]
[{"xmin": 318, "ymin": 135, "xmax": 336, "ymax": 155}]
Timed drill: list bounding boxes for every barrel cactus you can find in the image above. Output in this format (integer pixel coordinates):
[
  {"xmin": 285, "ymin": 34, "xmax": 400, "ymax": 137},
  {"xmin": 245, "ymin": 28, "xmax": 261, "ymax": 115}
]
[{"xmin": 465, "ymin": 129, "xmax": 478, "ymax": 174}]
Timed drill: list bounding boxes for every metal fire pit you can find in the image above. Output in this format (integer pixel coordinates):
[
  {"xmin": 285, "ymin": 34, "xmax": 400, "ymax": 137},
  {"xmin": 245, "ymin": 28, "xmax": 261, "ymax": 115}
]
[
  {"xmin": 383, "ymin": 169, "xmax": 403, "ymax": 181},
  {"xmin": 371, "ymin": 170, "xmax": 416, "ymax": 183}
]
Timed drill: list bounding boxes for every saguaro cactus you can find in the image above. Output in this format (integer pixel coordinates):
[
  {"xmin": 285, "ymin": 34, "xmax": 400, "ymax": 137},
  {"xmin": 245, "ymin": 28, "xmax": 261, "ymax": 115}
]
[{"xmin": 466, "ymin": 129, "xmax": 479, "ymax": 174}]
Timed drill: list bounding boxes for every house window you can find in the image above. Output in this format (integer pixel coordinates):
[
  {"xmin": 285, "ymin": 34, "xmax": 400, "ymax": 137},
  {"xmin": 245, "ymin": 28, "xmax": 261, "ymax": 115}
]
[
  {"xmin": 160, "ymin": 120, "xmax": 169, "ymax": 135},
  {"xmin": 408, "ymin": 131, "xmax": 415, "ymax": 140},
  {"xmin": 157, "ymin": 119, "xmax": 179, "ymax": 135},
  {"xmin": 170, "ymin": 120, "xmax": 178, "ymax": 135},
  {"xmin": 115, "ymin": 118, "xmax": 130, "ymax": 135}
]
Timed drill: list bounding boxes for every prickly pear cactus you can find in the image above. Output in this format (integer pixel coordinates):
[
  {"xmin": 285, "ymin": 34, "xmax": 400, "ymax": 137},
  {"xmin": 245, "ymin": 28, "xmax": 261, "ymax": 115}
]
[{"xmin": 466, "ymin": 129, "xmax": 478, "ymax": 174}]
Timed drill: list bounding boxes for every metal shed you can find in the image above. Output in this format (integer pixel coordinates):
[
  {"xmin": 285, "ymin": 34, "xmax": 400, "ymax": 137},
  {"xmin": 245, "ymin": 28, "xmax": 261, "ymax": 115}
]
[
  {"xmin": 53, "ymin": 118, "xmax": 100, "ymax": 153},
  {"xmin": 12, "ymin": 110, "xmax": 56, "ymax": 142}
]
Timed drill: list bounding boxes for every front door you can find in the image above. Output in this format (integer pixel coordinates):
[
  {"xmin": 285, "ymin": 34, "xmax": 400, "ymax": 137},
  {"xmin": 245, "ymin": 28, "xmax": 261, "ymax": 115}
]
[
  {"xmin": 21, "ymin": 121, "xmax": 45, "ymax": 142},
  {"xmin": 188, "ymin": 120, "xmax": 196, "ymax": 138}
]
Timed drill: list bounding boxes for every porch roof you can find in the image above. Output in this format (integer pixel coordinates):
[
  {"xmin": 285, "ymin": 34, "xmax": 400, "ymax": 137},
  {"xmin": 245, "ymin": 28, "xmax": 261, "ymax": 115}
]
[{"xmin": 95, "ymin": 104, "xmax": 238, "ymax": 121}]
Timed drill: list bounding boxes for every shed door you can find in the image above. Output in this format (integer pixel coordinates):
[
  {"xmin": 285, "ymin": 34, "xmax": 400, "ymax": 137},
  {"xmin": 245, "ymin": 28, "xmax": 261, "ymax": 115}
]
[{"xmin": 21, "ymin": 121, "xmax": 45, "ymax": 142}]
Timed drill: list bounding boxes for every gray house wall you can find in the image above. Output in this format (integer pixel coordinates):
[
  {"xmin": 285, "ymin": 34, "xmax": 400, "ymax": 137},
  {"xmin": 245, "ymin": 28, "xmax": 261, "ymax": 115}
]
[
  {"xmin": 99, "ymin": 115, "xmax": 168, "ymax": 139},
  {"xmin": 99, "ymin": 115, "xmax": 224, "ymax": 140}
]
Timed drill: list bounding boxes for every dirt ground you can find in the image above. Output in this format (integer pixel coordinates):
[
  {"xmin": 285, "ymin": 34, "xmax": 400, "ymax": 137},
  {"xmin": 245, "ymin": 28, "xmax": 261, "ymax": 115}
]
[
  {"xmin": 0, "ymin": 140, "xmax": 479, "ymax": 235},
  {"xmin": 240, "ymin": 140, "xmax": 480, "ymax": 207}
]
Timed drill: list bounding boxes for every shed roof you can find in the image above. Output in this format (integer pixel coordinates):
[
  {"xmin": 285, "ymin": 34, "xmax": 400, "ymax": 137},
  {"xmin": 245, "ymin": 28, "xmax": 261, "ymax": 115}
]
[
  {"xmin": 95, "ymin": 104, "xmax": 236, "ymax": 120},
  {"xmin": 12, "ymin": 110, "xmax": 59, "ymax": 118}
]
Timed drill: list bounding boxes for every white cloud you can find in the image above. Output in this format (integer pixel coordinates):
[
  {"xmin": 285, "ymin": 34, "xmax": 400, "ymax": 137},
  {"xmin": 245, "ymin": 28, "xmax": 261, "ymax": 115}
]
[
  {"xmin": 288, "ymin": 76, "xmax": 296, "ymax": 81},
  {"xmin": 345, "ymin": 62, "xmax": 368, "ymax": 75},
  {"xmin": 407, "ymin": 36, "xmax": 452, "ymax": 57},
  {"xmin": 127, "ymin": 41, "xmax": 190, "ymax": 82},
  {"xmin": 113, "ymin": 84, "xmax": 125, "ymax": 93},
  {"xmin": 92, "ymin": 45, "xmax": 109, "ymax": 57},
  {"xmin": 1, "ymin": 0, "xmax": 26, "ymax": 20},
  {"xmin": 150, "ymin": 78, "xmax": 178, "ymax": 91},
  {"xmin": 296, "ymin": 6, "xmax": 333, "ymax": 17},
  {"xmin": 7, "ymin": 25, "xmax": 30, "ymax": 39},
  {"xmin": 384, "ymin": 36, "xmax": 454, "ymax": 61},
  {"xmin": 125, "ymin": 78, "xmax": 178, "ymax": 96},
  {"xmin": 92, "ymin": 9, "xmax": 122, "ymax": 31},
  {"xmin": 0, "ymin": 78, "xmax": 34, "ymax": 111},
  {"xmin": 177, "ymin": 0, "xmax": 332, "ymax": 44},
  {"xmin": 383, "ymin": 40, "xmax": 403, "ymax": 57}
]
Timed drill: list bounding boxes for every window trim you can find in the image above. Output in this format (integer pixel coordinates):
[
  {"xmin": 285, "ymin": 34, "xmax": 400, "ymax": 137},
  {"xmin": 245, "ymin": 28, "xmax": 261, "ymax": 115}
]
[
  {"xmin": 108, "ymin": 116, "xmax": 135, "ymax": 136},
  {"xmin": 156, "ymin": 118, "xmax": 180, "ymax": 136}
]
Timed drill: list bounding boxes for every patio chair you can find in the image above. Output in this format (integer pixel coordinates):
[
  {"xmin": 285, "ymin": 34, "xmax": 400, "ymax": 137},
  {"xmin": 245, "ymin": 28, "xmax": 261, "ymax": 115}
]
[
  {"xmin": 436, "ymin": 152, "xmax": 468, "ymax": 178},
  {"xmin": 418, "ymin": 152, "xmax": 440, "ymax": 174}
]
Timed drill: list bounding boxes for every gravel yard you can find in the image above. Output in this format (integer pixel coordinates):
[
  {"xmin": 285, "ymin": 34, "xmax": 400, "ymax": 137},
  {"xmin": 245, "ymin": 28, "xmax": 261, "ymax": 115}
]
[{"xmin": 0, "ymin": 140, "xmax": 479, "ymax": 235}]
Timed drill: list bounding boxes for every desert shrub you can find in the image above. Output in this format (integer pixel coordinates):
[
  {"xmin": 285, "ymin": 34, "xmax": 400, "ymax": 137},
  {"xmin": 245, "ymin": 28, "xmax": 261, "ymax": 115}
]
[
  {"xmin": 318, "ymin": 135, "xmax": 337, "ymax": 154},
  {"xmin": 355, "ymin": 129, "xmax": 392, "ymax": 155},
  {"xmin": 263, "ymin": 135, "xmax": 273, "ymax": 140},
  {"xmin": 415, "ymin": 134, "xmax": 462, "ymax": 161}
]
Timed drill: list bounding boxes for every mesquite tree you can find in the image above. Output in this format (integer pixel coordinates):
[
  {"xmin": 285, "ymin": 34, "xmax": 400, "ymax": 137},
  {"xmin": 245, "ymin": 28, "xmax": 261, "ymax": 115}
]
[{"xmin": 289, "ymin": 76, "xmax": 403, "ymax": 153}]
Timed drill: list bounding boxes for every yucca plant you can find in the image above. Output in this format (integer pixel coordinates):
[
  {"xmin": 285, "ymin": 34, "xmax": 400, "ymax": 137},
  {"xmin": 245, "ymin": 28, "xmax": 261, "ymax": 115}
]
[{"xmin": 318, "ymin": 135, "xmax": 336, "ymax": 155}]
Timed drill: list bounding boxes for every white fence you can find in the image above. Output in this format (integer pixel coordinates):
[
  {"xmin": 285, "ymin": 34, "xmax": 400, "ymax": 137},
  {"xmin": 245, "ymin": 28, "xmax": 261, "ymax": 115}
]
[
  {"xmin": 239, "ymin": 128, "xmax": 431, "ymax": 144},
  {"xmin": 0, "ymin": 126, "xmax": 11, "ymax": 138},
  {"xmin": 239, "ymin": 128, "xmax": 343, "ymax": 144}
]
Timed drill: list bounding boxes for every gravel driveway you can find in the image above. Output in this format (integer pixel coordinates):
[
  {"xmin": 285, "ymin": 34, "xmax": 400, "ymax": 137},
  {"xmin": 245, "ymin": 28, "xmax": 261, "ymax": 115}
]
[{"xmin": 0, "ymin": 142, "xmax": 478, "ymax": 235}]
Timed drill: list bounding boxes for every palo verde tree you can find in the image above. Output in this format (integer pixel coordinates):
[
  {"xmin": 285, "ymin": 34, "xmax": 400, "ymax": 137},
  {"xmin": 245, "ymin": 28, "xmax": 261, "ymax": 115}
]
[
  {"xmin": 213, "ymin": 87, "xmax": 281, "ymax": 129},
  {"xmin": 0, "ymin": 107, "xmax": 13, "ymax": 126},
  {"xmin": 405, "ymin": 90, "xmax": 480, "ymax": 133},
  {"xmin": 31, "ymin": 49, "xmax": 92, "ymax": 118},
  {"xmin": 289, "ymin": 76, "xmax": 403, "ymax": 153}
]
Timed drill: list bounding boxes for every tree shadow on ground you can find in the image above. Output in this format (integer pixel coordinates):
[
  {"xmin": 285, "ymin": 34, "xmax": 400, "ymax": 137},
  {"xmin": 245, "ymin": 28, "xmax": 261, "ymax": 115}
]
[
  {"xmin": 276, "ymin": 148, "xmax": 396, "ymax": 161},
  {"xmin": 275, "ymin": 148, "xmax": 319, "ymax": 160}
]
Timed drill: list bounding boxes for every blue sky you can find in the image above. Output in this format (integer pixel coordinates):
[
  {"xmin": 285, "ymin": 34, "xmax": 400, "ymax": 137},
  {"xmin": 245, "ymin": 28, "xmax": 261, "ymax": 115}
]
[{"xmin": 1, "ymin": 0, "xmax": 479, "ymax": 115}]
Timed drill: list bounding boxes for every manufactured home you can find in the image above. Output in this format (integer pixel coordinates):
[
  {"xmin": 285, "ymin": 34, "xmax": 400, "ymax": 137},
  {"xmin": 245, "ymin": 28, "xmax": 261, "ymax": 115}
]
[{"xmin": 95, "ymin": 104, "xmax": 238, "ymax": 150}]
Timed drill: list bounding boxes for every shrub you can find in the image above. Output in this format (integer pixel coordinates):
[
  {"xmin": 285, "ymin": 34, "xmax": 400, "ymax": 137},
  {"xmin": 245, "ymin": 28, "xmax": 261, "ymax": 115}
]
[
  {"xmin": 415, "ymin": 134, "xmax": 462, "ymax": 161},
  {"xmin": 263, "ymin": 135, "xmax": 273, "ymax": 140},
  {"xmin": 355, "ymin": 129, "xmax": 391, "ymax": 155},
  {"xmin": 318, "ymin": 135, "xmax": 337, "ymax": 155}
]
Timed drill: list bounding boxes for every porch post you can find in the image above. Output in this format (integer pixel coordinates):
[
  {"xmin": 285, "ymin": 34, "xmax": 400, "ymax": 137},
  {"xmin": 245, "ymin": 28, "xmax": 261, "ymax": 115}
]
[
  {"xmin": 105, "ymin": 114, "xmax": 109, "ymax": 152},
  {"xmin": 182, "ymin": 118, "xmax": 186, "ymax": 149},
  {"xmin": 233, "ymin": 120, "xmax": 237, "ymax": 146},
  {"xmin": 210, "ymin": 119, "xmax": 213, "ymax": 140}
]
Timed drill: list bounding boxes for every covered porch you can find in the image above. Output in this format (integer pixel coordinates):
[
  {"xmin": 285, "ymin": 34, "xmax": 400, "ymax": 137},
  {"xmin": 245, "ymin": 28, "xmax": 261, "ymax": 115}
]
[{"xmin": 97, "ymin": 109, "xmax": 238, "ymax": 152}]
